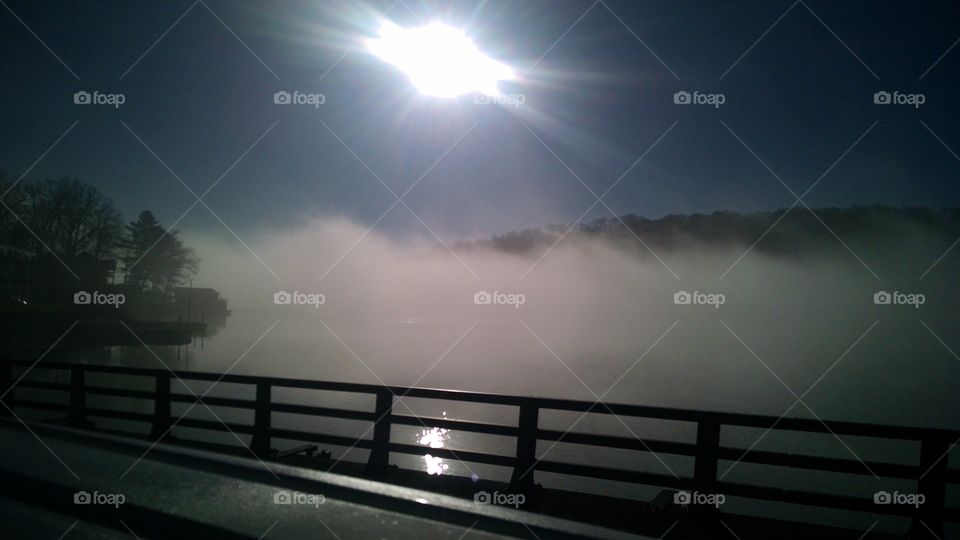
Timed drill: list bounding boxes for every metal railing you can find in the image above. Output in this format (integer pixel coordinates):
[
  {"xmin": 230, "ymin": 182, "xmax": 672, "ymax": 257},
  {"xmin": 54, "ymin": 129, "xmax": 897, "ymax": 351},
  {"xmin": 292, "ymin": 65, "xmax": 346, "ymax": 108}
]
[{"xmin": 2, "ymin": 360, "xmax": 958, "ymax": 533}]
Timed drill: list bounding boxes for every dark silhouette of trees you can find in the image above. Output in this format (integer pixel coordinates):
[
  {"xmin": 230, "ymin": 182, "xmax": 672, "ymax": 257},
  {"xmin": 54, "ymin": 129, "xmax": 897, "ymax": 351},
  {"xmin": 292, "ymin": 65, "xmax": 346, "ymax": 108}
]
[
  {"xmin": 2, "ymin": 176, "xmax": 124, "ymax": 259},
  {"xmin": 0, "ymin": 175, "xmax": 199, "ymax": 304},
  {"xmin": 121, "ymin": 210, "xmax": 198, "ymax": 294},
  {"xmin": 461, "ymin": 205, "xmax": 960, "ymax": 257},
  {"xmin": 0, "ymin": 171, "xmax": 32, "ymax": 250},
  {"xmin": 0, "ymin": 176, "xmax": 125, "ymax": 301}
]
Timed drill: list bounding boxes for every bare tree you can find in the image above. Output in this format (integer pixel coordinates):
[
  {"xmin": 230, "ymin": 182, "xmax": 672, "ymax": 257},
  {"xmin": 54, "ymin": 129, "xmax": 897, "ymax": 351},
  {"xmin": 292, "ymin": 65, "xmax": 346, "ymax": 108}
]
[
  {"xmin": 20, "ymin": 177, "xmax": 124, "ymax": 259},
  {"xmin": 0, "ymin": 170, "xmax": 29, "ymax": 247}
]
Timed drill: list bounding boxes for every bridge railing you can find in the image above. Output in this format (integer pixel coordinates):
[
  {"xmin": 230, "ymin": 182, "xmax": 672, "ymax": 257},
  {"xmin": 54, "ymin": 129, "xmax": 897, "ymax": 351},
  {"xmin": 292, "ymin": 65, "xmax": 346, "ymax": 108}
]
[{"xmin": 1, "ymin": 360, "xmax": 957, "ymax": 532}]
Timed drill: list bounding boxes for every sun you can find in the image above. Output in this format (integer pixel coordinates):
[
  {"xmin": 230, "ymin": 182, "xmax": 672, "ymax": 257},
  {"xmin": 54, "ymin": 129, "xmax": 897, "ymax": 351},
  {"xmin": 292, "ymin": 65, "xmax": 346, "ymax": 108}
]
[{"xmin": 368, "ymin": 21, "xmax": 515, "ymax": 98}]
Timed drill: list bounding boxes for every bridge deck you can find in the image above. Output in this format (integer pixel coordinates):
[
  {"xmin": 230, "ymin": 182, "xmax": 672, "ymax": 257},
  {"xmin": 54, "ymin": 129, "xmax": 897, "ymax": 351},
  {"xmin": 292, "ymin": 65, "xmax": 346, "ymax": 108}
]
[{"xmin": 0, "ymin": 419, "xmax": 643, "ymax": 539}]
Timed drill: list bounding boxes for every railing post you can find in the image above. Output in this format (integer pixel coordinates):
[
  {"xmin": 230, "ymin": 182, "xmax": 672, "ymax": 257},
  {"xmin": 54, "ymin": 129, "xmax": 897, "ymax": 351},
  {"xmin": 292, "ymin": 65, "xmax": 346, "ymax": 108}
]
[
  {"xmin": 0, "ymin": 362, "xmax": 12, "ymax": 416},
  {"xmin": 151, "ymin": 373, "xmax": 172, "ymax": 439},
  {"xmin": 250, "ymin": 382, "xmax": 271, "ymax": 456},
  {"xmin": 510, "ymin": 402, "xmax": 539, "ymax": 489},
  {"xmin": 366, "ymin": 389, "xmax": 393, "ymax": 475},
  {"xmin": 67, "ymin": 367, "xmax": 87, "ymax": 427},
  {"xmin": 910, "ymin": 434, "xmax": 948, "ymax": 539},
  {"xmin": 692, "ymin": 419, "xmax": 721, "ymax": 519}
]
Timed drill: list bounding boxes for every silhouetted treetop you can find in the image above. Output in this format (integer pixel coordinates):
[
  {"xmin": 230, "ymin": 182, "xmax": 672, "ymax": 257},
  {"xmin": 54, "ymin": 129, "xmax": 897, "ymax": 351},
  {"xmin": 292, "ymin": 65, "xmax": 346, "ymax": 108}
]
[{"xmin": 457, "ymin": 206, "xmax": 960, "ymax": 258}]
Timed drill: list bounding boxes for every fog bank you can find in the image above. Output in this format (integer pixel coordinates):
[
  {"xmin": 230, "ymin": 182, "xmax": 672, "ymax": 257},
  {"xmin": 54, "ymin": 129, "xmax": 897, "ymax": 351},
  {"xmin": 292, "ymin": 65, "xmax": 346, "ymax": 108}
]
[{"xmin": 180, "ymin": 213, "xmax": 960, "ymax": 428}]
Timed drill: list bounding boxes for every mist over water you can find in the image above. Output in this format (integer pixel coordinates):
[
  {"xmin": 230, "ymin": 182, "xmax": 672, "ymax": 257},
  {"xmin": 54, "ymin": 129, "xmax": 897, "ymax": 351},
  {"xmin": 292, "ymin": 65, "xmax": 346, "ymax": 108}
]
[{"xmin": 178, "ymin": 213, "xmax": 960, "ymax": 430}]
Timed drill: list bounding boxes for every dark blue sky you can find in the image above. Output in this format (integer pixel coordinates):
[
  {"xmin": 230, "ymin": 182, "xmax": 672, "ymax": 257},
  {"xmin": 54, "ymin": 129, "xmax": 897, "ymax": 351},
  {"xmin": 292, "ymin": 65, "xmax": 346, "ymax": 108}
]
[{"xmin": 2, "ymin": 0, "xmax": 958, "ymax": 241}]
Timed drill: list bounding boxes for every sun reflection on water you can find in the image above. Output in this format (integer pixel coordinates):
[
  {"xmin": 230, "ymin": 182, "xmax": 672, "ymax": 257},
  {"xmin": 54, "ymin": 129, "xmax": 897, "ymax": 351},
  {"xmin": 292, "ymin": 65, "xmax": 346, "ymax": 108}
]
[{"xmin": 419, "ymin": 424, "xmax": 450, "ymax": 475}]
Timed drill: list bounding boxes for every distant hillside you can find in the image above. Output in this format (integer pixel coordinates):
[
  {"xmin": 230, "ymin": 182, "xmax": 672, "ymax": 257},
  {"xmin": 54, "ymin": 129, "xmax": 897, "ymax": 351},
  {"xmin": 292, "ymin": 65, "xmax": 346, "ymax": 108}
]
[{"xmin": 457, "ymin": 206, "xmax": 960, "ymax": 257}]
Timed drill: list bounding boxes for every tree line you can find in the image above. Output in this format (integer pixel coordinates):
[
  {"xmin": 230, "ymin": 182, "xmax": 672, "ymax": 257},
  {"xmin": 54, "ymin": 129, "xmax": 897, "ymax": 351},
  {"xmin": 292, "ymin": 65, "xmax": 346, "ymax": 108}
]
[
  {"xmin": 459, "ymin": 205, "xmax": 960, "ymax": 257},
  {"xmin": 0, "ymin": 171, "xmax": 197, "ymax": 300}
]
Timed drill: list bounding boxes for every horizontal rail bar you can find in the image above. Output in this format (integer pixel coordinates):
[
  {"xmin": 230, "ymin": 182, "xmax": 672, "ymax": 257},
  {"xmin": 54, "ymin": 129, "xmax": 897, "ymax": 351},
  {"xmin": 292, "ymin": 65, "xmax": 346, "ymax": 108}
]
[
  {"xmin": 536, "ymin": 460, "xmax": 689, "ymax": 489},
  {"xmin": 12, "ymin": 360, "xmax": 959, "ymax": 441},
  {"xmin": 170, "ymin": 394, "xmax": 256, "ymax": 410},
  {"xmin": 717, "ymin": 446, "xmax": 919, "ymax": 479},
  {"xmin": 390, "ymin": 414, "xmax": 519, "ymax": 437},
  {"xmin": 270, "ymin": 402, "xmax": 375, "ymax": 422},
  {"xmin": 83, "ymin": 385, "xmax": 157, "ymax": 400},
  {"xmin": 14, "ymin": 381, "xmax": 70, "ymax": 392},
  {"xmin": 10, "ymin": 399, "xmax": 69, "ymax": 412},
  {"xmin": 948, "ymin": 469, "xmax": 960, "ymax": 483},
  {"xmin": 388, "ymin": 443, "xmax": 516, "ymax": 468},
  {"xmin": 538, "ymin": 429, "xmax": 698, "ymax": 456},
  {"xmin": 82, "ymin": 407, "xmax": 155, "ymax": 424},
  {"xmin": 269, "ymin": 427, "xmax": 375, "ymax": 449},
  {"xmin": 715, "ymin": 481, "xmax": 916, "ymax": 517},
  {"xmin": 177, "ymin": 417, "xmax": 255, "ymax": 435}
]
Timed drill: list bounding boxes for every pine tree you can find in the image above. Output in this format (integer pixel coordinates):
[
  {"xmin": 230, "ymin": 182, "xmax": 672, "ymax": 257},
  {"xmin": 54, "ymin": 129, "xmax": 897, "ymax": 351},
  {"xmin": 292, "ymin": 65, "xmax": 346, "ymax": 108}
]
[{"xmin": 121, "ymin": 211, "xmax": 198, "ymax": 294}]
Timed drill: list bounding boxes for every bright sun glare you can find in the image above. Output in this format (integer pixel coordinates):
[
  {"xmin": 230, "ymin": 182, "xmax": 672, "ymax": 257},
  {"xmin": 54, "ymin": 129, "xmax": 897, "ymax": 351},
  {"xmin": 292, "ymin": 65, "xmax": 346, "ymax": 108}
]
[{"xmin": 368, "ymin": 21, "xmax": 514, "ymax": 98}]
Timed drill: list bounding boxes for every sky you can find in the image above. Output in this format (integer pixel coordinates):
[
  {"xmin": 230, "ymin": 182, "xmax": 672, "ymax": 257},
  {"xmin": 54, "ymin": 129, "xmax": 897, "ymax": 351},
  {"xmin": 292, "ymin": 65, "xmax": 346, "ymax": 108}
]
[{"xmin": 2, "ymin": 0, "xmax": 959, "ymax": 243}]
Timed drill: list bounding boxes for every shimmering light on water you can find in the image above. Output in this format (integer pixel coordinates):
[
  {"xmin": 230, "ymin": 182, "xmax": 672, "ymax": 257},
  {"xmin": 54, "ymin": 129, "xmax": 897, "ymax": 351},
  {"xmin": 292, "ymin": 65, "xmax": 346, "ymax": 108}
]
[{"xmin": 419, "ymin": 425, "xmax": 450, "ymax": 475}]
